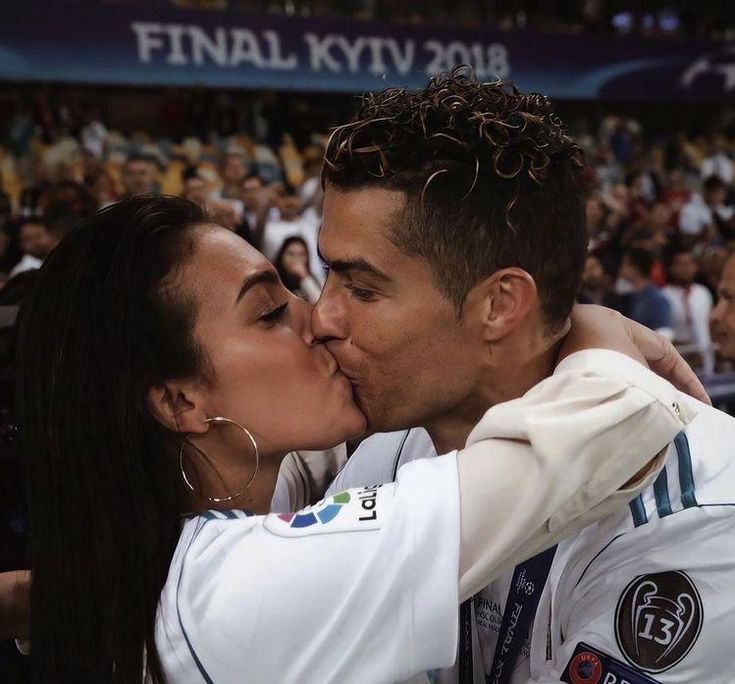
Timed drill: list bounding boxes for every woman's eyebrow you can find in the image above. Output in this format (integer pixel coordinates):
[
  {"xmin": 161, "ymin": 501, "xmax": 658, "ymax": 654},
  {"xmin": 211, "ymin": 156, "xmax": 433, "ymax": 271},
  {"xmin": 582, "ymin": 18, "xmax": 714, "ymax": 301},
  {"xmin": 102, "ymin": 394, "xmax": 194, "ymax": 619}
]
[{"xmin": 236, "ymin": 270, "xmax": 279, "ymax": 303}]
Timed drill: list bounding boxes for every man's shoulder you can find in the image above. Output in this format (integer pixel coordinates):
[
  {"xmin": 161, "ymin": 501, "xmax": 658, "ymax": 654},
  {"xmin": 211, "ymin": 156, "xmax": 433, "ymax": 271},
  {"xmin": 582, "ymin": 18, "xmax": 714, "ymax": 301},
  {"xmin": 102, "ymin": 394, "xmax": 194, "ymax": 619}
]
[{"xmin": 562, "ymin": 398, "xmax": 735, "ymax": 577}]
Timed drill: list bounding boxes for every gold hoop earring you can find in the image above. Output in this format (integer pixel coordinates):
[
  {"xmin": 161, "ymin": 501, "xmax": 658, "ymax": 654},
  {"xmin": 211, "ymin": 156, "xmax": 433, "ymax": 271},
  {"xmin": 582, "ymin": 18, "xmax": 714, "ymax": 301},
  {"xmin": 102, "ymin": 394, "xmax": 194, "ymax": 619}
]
[{"xmin": 179, "ymin": 417, "xmax": 259, "ymax": 503}]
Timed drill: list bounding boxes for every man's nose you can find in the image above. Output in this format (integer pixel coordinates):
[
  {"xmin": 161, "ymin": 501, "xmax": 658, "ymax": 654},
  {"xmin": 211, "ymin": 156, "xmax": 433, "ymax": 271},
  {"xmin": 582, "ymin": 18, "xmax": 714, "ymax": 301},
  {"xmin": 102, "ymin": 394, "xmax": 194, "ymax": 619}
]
[{"xmin": 312, "ymin": 278, "xmax": 348, "ymax": 343}]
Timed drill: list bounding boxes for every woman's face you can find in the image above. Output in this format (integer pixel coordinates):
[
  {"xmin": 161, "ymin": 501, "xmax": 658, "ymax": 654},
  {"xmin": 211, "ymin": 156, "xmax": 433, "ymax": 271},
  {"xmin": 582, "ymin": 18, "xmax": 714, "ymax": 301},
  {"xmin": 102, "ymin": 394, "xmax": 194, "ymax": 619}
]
[
  {"xmin": 179, "ymin": 225, "xmax": 366, "ymax": 454},
  {"xmin": 282, "ymin": 241, "xmax": 308, "ymax": 271}
]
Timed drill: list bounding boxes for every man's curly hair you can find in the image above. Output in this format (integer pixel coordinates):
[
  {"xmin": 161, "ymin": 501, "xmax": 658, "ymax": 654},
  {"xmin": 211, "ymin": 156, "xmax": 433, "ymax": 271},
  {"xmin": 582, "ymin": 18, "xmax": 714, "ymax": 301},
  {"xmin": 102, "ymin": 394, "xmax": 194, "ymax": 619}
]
[{"xmin": 323, "ymin": 67, "xmax": 587, "ymax": 328}]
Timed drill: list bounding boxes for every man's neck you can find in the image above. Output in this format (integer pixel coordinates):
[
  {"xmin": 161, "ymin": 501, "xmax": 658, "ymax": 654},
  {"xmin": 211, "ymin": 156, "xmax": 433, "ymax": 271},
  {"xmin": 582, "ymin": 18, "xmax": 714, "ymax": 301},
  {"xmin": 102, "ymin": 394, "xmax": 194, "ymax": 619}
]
[{"xmin": 426, "ymin": 337, "xmax": 563, "ymax": 454}]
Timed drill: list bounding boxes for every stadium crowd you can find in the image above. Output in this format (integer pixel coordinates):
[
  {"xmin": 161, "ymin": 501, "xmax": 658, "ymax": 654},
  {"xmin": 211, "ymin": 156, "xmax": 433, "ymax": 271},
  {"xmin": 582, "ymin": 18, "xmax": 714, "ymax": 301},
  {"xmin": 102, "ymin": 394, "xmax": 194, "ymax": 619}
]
[{"xmin": 0, "ymin": 97, "xmax": 734, "ymax": 375}]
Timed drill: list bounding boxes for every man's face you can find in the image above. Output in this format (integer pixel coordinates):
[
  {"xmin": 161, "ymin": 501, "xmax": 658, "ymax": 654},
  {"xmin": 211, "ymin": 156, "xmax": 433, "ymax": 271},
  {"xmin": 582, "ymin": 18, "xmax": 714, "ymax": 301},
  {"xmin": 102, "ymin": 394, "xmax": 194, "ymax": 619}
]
[
  {"xmin": 183, "ymin": 178, "xmax": 207, "ymax": 208},
  {"xmin": 277, "ymin": 195, "xmax": 302, "ymax": 221},
  {"xmin": 313, "ymin": 187, "xmax": 482, "ymax": 433},
  {"xmin": 19, "ymin": 222, "xmax": 52, "ymax": 259},
  {"xmin": 242, "ymin": 177, "xmax": 263, "ymax": 211},
  {"xmin": 669, "ymin": 252, "xmax": 698, "ymax": 286},
  {"xmin": 122, "ymin": 160, "xmax": 156, "ymax": 197},
  {"xmin": 223, "ymin": 156, "xmax": 247, "ymax": 185},
  {"xmin": 711, "ymin": 256, "xmax": 735, "ymax": 359},
  {"xmin": 582, "ymin": 256, "xmax": 606, "ymax": 289}
]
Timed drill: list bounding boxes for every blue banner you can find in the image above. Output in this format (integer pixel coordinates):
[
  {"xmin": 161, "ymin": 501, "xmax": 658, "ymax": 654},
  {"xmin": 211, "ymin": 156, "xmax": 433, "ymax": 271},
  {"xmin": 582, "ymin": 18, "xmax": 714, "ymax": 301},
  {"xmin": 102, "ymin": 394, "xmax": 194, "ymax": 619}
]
[{"xmin": 0, "ymin": 3, "xmax": 733, "ymax": 100}]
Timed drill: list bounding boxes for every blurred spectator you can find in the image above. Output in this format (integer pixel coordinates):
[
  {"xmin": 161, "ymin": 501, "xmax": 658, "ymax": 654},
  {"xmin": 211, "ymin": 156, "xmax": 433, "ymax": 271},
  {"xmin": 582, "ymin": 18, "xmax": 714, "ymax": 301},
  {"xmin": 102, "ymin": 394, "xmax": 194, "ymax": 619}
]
[
  {"xmin": 85, "ymin": 168, "xmax": 118, "ymax": 209},
  {"xmin": 701, "ymin": 134, "xmax": 734, "ymax": 186},
  {"xmin": 578, "ymin": 253, "xmax": 623, "ymax": 310},
  {"xmin": 623, "ymin": 228, "xmax": 667, "ymax": 286},
  {"xmin": 679, "ymin": 175, "xmax": 735, "ymax": 245},
  {"xmin": 660, "ymin": 168, "xmax": 692, "ymax": 222},
  {"xmin": 662, "ymin": 245, "xmax": 715, "ymax": 374},
  {"xmin": 181, "ymin": 166, "xmax": 211, "ymax": 210},
  {"xmin": 220, "ymin": 152, "xmax": 249, "ymax": 201},
  {"xmin": 207, "ymin": 199, "xmax": 241, "ymax": 233},
  {"xmin": 80, "ymin": 108, "xmax": 108, "ymax": 160},
  {"xmin": 298, "ymin": 145, "xmax": 324, "ymax": 209},
  {"xmin": 261, "ymin": 186, "xmax": 322, "ymax": 280},
  {"xmin": 121, "ymin": 154, "xmax": 159, "ymax": 198},
  {"xmin": 711, "ymin": 251, "xmax": 735, "ymax": 360},
  {"xmin": 9, "ymin": 219, "xmax": 53, "ymax": 277},
  {"xmin": 274, "ymin": 237, "xmax": 322, "ymax": 304},
  {"xmin": 241, "ymin": 173, "xmax": 277, "ymax": 242},
  {"xmin": 617, "ymin": 248, "xmax": 673, "ymax": 335}
]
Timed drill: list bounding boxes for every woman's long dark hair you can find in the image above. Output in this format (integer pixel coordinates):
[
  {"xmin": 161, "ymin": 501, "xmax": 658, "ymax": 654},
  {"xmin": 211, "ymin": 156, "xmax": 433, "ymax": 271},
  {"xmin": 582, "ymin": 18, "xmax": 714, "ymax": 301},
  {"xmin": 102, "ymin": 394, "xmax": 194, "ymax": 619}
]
[{"xmin": 17, "ymin": 196, "xmax": 209, "ymax": 682}]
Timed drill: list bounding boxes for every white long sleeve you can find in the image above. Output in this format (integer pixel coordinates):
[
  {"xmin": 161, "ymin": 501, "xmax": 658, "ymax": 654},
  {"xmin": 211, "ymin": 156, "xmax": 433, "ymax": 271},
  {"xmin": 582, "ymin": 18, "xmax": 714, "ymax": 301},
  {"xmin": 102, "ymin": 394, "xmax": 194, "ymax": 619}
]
[{"xmin": 457, "ymin": 349, "xmax": 693, "ymax": 599}]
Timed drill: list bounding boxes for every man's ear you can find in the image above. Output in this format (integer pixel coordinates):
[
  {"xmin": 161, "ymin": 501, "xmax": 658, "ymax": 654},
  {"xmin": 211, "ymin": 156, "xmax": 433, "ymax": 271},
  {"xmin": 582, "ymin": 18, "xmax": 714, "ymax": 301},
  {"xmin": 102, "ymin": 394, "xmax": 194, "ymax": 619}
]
[
  {"xmin": 146, "ymin": 382, "xmax": 209, "ymax": 435},
  {"xmin": 473, "ymin": 267, "xmax": 539, "ymax": 343}
]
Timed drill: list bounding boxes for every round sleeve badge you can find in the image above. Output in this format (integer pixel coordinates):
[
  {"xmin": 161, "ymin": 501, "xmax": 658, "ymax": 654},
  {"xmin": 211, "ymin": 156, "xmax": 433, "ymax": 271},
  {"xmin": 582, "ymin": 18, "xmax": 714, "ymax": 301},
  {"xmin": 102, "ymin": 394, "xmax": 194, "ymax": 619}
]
[{"xmin": 614, "ymin": 570, "xmax": 703, "ymax": 674}]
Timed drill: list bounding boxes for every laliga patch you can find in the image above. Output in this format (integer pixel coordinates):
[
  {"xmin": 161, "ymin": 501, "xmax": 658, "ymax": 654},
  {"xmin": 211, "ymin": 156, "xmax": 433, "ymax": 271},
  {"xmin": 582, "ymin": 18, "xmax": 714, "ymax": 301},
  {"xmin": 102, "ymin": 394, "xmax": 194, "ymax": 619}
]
[
  {"xmin": 263, "ymin": 485, "xmax": 387, "ymax": 537},
  {"xmin": 614, "ymin": 571, "xmax": 703, "ymax": 674},
  {"xmin": 561, "ymin": 642, "xmax": 661, "ymax": 684}
]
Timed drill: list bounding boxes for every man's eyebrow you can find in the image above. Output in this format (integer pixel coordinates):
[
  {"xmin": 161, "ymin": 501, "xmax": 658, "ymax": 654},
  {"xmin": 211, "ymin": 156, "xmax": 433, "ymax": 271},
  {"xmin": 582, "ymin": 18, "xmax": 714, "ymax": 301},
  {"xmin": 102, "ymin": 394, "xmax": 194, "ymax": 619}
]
[
  {"xmin": 320, "ymin": 253, "xmax": 390, "ymax": 282},
  {"xmin": 236, "ymin": 270, "xmax": 279, "ymax": 303}
]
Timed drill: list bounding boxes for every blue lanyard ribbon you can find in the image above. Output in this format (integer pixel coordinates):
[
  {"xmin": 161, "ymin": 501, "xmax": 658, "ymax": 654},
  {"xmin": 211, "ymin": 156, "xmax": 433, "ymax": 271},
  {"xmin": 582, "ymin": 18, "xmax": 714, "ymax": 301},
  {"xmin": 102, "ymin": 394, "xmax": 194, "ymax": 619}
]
[{"xmin": 486, "ymin": 545, "xmax": 557, "ymax": 684}]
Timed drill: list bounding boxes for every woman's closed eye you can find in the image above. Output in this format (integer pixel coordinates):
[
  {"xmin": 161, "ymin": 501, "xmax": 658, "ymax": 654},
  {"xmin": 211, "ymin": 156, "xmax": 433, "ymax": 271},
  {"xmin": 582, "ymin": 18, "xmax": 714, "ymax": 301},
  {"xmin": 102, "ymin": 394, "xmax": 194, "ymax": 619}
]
[{"xmin": 260, "ymin": 302, "xmax": 288, "ymax": 325}]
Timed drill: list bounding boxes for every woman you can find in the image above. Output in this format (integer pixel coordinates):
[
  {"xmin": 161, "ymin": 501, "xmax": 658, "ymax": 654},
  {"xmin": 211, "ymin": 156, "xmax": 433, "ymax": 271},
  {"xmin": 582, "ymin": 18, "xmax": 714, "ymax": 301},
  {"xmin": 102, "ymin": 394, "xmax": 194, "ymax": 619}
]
[
  {"xmin": 274, "ymin": 235, "xmax": 322, "ymax": 304},
  {"xmin": 16, "ymin": 196, "xmax": 689, "ymax": 682}
]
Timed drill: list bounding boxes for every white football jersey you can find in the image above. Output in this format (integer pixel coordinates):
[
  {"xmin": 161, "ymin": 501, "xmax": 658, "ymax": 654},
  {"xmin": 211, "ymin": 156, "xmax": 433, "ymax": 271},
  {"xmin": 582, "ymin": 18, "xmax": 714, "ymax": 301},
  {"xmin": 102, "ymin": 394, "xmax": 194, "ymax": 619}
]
[
  {"xmin": 330, "ymin": 402, "xmax": 735, "ymax": 683},
  {"xmin": 155, "ymin": 454, "xmax": 461, "ymax": 684}
]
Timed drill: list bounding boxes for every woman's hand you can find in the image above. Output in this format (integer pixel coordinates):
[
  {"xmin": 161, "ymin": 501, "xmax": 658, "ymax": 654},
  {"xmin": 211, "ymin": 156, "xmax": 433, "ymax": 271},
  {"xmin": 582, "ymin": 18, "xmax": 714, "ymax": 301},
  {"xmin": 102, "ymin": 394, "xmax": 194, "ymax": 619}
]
[
  {"xmin": 561, "ymin": 304, "xmax": 710, "ymax": 405},
  {"xmin": 0, "ymin": 570, "xmax": 30, "ymax": 640}
]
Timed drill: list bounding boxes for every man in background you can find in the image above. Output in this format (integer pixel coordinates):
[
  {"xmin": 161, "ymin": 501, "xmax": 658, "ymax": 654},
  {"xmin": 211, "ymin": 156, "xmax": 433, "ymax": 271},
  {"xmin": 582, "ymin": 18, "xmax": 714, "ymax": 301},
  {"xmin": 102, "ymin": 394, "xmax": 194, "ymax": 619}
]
[
  {"xmin": 120, "ymin": 154, "xmax": 159, "ymax": 198},
  {"xmin": 618, "ymin": 247, "xmax": 673, "ymax": 335},
  {"xmin": 679, "ymin": 175, "xmax": 735, "ymax": 244},
  {"xmin": 9, "ymin": 219, "xmax": 54, "ymax": 277},
  {"xmin": 662, "ymin": 245, "xmax": 714, "ymax": 374}
]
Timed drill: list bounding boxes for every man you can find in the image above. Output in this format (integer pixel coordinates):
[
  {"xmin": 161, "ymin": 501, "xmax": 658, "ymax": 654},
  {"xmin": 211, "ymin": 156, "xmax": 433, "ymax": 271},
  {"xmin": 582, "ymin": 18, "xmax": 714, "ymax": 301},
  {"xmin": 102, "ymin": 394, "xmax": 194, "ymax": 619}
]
[
  {"xmin": 219, "ymin": 151, "xmax": 249, "ymax": 201},
  {"xmin": 662, "ymin": 245, "xmax": 714, "ymax": 374},
  {"xmin": 577, "ymin": 253, "xmax": 623, "ymax": 311},
  {"xmin": 120, "ymin": 154, "xmax": 159, "ymax": 198},
  {"xmin": 9, "ymin": 219, "xmax": 54, "ymax": 277},
  {"xmin": 618, "ymin": 248, "xmax": 673, "ymax": 335},
  {"xmin": 700, "ymin": 134, "xmax": 734, "ymax": 186},
  {"xmin": 181, "ymin": 165, "xmax": 210, "ymax": 210},
  {"xmin": 313, "ymin": 72, "xmax": 735, "ymax": 683},
  {"xmin": 261, "ymin": 186, "xmax": 322, "ymax": 281},
  {"xmin": 679, "ymin": 175, "xmax": 735, "ymax": 244}
]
